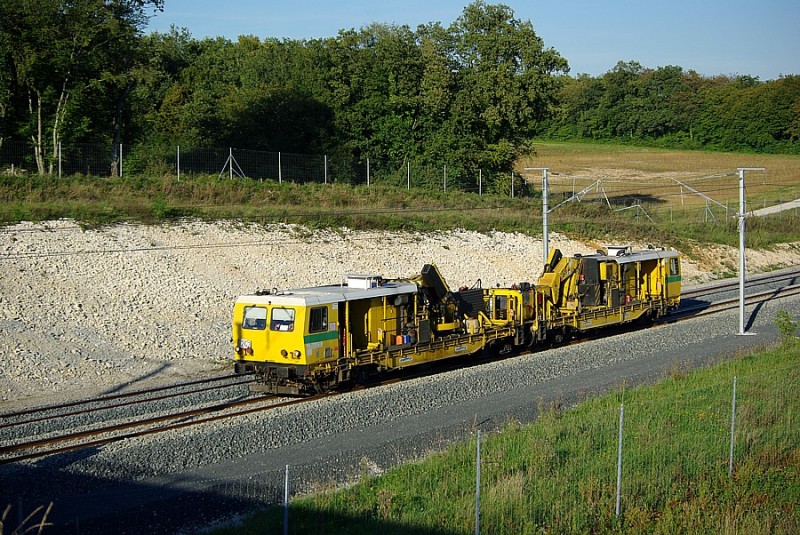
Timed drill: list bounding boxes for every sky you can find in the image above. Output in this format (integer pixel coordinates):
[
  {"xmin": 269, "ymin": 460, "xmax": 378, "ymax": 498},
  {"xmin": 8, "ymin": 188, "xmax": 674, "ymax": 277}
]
[{"xmin": 145, "ymin": 0, "xmax": 799, "ymax": 80}]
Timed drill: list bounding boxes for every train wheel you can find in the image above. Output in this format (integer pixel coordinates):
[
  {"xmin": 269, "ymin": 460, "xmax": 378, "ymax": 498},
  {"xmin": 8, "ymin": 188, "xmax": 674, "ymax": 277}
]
[
  {"xmin": 550, "ymin": 328, "xmax": 568, "ymax": 347},
  {"xmin": 638, "ymin": 309, "xmax": 656, "ymax": 326},
  {"xmin": 351, "ymin": 365, "xmax": 378, "ymax": 385},
  {"xmin": 477, "ymin": 341, "xmax": 496, "ymax": 359}
]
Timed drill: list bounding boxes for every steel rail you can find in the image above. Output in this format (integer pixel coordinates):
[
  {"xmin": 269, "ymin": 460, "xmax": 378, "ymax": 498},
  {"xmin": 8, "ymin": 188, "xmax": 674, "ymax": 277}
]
[
  {"xmin": 0, "ymin": 394, "xmax": 295, "ymax": 463},
  {"xmin": 0, "ymin": 373, "xmax": 250, "ymax": 420},
  {"xmin": 681, "ymin": 268, "xmax": 800, "ymax": 299},
  {"xmin": 0, "ymin": 378, "xmax": 253, "ymax": 431},
  {"xmin": 671, "ymin": 283, "xmax": 800, "ymax": 320}
]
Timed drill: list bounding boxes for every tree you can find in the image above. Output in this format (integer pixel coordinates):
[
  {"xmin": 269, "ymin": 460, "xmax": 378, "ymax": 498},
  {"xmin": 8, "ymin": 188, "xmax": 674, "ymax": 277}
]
[
  {"xmin": 127, "ymin": 27, "xmax": 202, "ymax": 145},
  {"xmin": 0, "ymin": 0, "xmax": 164, "ymax": 174},
  {"xmin": 0, "ymin": 24, "xmax": 12, "ymax": 149},
  {"xmin": 440, "ymin": 1, "xmax": 568, "ymax": 180}
]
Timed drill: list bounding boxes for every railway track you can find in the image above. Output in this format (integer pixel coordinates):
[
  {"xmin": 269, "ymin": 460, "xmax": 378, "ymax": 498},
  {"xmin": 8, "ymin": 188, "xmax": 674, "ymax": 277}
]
[
  {"xmin": 673, "ymin": 283, "xmax": 800, "ymax": 319},
  {"xmin": 3, "ymin": 271, "xmax": 799, "ymax": 465},
  {"xmin": 0, "ymin": 373, "xmax": 254, "ymax": 463},
  {"xmin": 0, "ymin": 372, "xmax": 253, "ymax": 422},
  {"xmin": 0, "ymin": 393, "xmax": 308, "ymax": 464},
  {"xmin": 681, "ymin": 267, "xmax": 800, "ymax": 300}
]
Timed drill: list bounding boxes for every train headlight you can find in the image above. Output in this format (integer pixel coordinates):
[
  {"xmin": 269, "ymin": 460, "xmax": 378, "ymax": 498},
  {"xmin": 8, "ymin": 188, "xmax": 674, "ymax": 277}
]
[
  {"xmin": 281, "ymin": 349, "xmax": 288, "ymax": 357},
  {"xmin": 237, "ymin": 338, "xmax": 253, "ymax": 354},
  {"xmin": 292, "ymin": 350, "xmax": 301, "ymax": 359}
]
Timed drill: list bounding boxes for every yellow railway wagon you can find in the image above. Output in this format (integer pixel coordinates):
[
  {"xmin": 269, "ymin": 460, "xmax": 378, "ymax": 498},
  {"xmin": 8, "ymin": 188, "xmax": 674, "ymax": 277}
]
[
  {"xmin": 233, "ymin": 274, "xmax": 419, "ymax": 395},
  {"xmin": 536, "ymin": 246, "xmax": 681, "ymax": 340}
]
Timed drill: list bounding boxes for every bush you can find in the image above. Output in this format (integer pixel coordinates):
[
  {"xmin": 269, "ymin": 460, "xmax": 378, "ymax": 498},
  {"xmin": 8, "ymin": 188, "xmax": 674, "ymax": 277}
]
[{"xmin": 775, "ymin": 310, "xmax": 798, "ymax": 344}]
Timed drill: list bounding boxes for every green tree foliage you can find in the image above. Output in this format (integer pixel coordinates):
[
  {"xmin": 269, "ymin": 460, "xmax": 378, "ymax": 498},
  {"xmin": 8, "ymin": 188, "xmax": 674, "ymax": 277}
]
[
  {"xmin": 542, "ymin": 64, "xmax": 800, "ymax": 154},
  {"xmin": 129, "ymin": 27, "xmax": 202, "ymax": 144},
  {"xmin": 420, "ymin": 2, "xmax": 568, "ymax": 186},
  {"xmin": 0, "ymin": 0, "xmax": 164, "ymax": 174},
  {"xmin": 0, "ymin": 24, "xmax": 11, "ymax": 148},
  {"xmin": 122, "ymin": 1, "xmax": 567, "ymax": 185},
  {"xmin": 1, "ymin": 0, "xmax": 797, "ymax": 183},
  {"xmin": 694, "ymin": 75, "xmax": 800, "ymax": 152}
]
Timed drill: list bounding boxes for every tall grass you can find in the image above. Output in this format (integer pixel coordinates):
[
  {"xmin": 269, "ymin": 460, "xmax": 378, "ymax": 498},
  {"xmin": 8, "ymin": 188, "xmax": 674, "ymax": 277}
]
[
  {"xmin": 215, "ymin": 340, "xmax": 799, "ymax": 534},
  {"xmin": 2, "ymin": 142, "xmax": 799, "ymax": 249}
]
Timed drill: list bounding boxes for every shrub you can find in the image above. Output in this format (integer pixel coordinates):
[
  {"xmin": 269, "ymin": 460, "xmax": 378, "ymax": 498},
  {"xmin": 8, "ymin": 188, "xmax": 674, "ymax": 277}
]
[{"xmin": 775, "ymin": 310, "xmax": 798, "ymax": 344}]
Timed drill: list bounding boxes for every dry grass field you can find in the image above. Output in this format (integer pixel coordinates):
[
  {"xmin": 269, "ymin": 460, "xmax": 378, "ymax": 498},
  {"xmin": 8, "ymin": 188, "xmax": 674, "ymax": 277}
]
[{"xmin": 519, "ymin": 142, "xmax": 800, "ymax": 221}]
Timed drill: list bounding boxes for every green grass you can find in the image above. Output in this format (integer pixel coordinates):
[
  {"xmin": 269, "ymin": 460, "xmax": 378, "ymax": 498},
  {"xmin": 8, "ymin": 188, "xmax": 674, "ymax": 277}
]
[
  {"xmin": 2, "ymin": 142, "xmax": 799, "ymax": 251},
  {"xmin": 214, "ymin": 337, "xmax": 800, "ymax": 534},
  {"xmin": 0, "ymin": 173, "xmax": 540, "ymax": 232}
]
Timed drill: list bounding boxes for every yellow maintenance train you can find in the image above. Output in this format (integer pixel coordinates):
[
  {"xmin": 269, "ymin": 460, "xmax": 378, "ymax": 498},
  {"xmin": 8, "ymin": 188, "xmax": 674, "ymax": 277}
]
[{"xmin": 232, "ymin": 246, "xmax": 681, "ymax": 395}]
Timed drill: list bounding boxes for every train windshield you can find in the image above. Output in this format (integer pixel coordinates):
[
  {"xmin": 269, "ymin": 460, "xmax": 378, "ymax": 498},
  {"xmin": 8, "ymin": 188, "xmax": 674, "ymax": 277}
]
[
  {"xmin": 242, "ymin": 306, "xmax": 267, "ymax": 330},
  {"xmin": 271, "ymin": 307, "xmax": 296, "ymax": 332}
]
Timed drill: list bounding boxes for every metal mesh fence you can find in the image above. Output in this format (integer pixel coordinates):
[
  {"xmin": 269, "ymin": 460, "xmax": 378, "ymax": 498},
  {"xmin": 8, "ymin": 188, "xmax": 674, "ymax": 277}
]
[
  {"xmin": 0, "ymin": 140, "xmax": 521, "ymax": 195},
  {"xmin": 2, "ymin": 141, "xmax": 793, "ymax": 221},
  {"xmin": 6, "ymin": 363, "xmax": 795, "ymax": 534},
  {"xmin": 473, "ymin": 364, "xmax": 799, "ymax": 532}
]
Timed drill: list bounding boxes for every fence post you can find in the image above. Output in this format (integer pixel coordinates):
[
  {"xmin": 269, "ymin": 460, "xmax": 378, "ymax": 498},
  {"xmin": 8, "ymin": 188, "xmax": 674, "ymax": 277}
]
[
  {"xmin": 729, "ymin": 376, "xmax": 737, "ymax": 475},
  {"xmin": 324, "ymin": 154, "xmax": 328, "ymax": 184},
  {"xmin": 407, "ymin": 159, "xmax": 410, "ymax": 190},
  {"xmin": 367, "ymin": 157, "xmax": 370, "ymax": 188},
  {"xmin": 284, "ymin": 464, "xmax": 290, "ymax": 535},
  {"xmin": 58, "ymin": 141, "xmax": 62, "ymax": 178},
  {"xmin": 511, "ymin": 172, "xmax": 514, "ymax": 198},
  {"xmin": 444, "ymin": 164, "xmax": 447, "ymax": 193},
  {"xmin": 475, "ymin": 430, "xmax": 481, "ymax": 535},
  {"xmin": 615, "ymin": 403, "xmax": 624, "ymax": 517},
  {"xmin": 479, "ymin": 169, "xmax": 482, "ymax": 196},
  {"xmin": 278, "ymin": 151, "xmax": 282, "ymax": 183},
  {"xmin": 177, "ymin": 145, "xmax": 180, "ymax": 181},
  {"xmin": 119, "ymin": 144, "xmax": 123, "ymax": 178}
]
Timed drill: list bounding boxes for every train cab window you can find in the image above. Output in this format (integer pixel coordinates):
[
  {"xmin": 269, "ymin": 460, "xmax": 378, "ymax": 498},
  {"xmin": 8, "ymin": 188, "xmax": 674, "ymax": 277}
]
[
  {"xmin": 242, "ymin": 306, "xmax": 267, "ymax": 330},
  {"xmin": 271, "ymin": 307, "xmax": 296, "ymax": 332},
  {"xmin": 494, "ymin": 295, "xmax": 508, "ymax": 319},
  {"xmin": 669, "ymin": 257, "xmax": 679, "ymax": 276},
  {"xmin": 309, "ymin": 306, "xmax": 328, "ymax": 333}
]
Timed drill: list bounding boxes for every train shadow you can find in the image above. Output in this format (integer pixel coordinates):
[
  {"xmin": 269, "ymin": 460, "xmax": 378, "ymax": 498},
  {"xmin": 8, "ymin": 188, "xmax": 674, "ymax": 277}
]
[
  {"xmin": 664, "ymin": 298, "xmax": 712, "ymax": 321},
  {"xmin": 232, "ymin": 506, "xmax": 466, "ymax": 534},
  {"xmin": 99, "ymin": 363, "xmax": 172, "ymax": 396},
  {"xmin": 1, "ymin": 456, "xmax": 461, "ymax": 534}
]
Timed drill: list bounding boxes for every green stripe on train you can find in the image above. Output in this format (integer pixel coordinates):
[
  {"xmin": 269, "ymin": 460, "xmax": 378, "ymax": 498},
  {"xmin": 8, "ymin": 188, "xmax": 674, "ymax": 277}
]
[
  {"xmin": 666, "ymin": 275, "xmax": 682, "ymax": 283},
  {"xmin": 304, "ymin": 330, "xmax": 339, "ymax": 344}
]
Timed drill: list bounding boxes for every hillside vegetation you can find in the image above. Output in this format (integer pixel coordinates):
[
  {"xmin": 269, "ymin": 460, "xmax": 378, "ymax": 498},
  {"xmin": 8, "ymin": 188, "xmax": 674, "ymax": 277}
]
[
  {"xmin": 2, "ymin": 2, "xmax": 797, "ymax": 186},
  {"xmin": 2, "ymin": 143, "xmax": 799, "ymax": 254}
]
